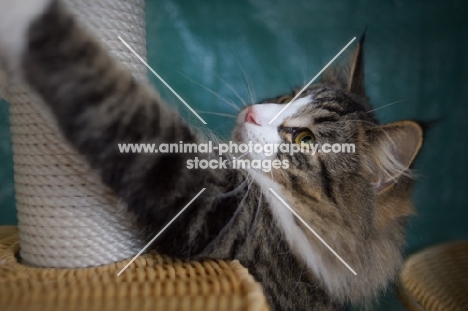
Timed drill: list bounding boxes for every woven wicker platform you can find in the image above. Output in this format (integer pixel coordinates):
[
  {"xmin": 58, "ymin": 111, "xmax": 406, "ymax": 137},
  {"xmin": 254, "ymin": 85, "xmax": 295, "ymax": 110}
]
[
  {"xmin": 0, "ymin": 226, "xmax": 269, "ymax": 311},
  {"xmin": 398, "ymin": 240, "xmax": 468, "ymax": 311}
]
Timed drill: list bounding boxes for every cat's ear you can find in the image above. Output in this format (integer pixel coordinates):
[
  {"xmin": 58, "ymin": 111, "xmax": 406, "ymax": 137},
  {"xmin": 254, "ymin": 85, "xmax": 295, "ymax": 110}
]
[
  {"xmin": 365, "ymin": 120, "xmax": 424, "ymax": 193},
  {"xmin": 347, "ymin": 34, "xmax": 366, "ymax": 97},
  {"xmin": 321, "ymin": 33, "xmax": 366, "ymax": 97}
]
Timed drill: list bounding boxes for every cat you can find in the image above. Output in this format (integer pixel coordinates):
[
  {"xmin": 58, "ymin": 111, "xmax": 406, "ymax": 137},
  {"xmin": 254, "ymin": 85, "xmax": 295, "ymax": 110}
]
[{"xmin": 0, "ymin": 1, "xmax": 424, "ymax": 310}]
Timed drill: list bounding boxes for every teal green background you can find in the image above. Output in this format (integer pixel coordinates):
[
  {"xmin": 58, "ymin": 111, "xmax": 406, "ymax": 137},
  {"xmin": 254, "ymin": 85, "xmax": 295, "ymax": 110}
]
[{"xmin": 1, "ymin": 0, "xmax": 468, "ymax": 310}]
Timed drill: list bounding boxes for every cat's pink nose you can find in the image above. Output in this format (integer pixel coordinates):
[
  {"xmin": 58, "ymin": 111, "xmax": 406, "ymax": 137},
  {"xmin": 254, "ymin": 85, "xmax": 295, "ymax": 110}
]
[{"xmin": 245, "ymin": 107, "xmax": 260, "ymax": 125}]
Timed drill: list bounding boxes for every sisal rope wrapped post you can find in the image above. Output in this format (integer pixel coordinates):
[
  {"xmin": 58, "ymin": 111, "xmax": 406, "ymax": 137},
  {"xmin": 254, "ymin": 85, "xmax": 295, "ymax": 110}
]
[{"xmin": 1, "ymin": 0, "xmax": 147, "ymax": 268}]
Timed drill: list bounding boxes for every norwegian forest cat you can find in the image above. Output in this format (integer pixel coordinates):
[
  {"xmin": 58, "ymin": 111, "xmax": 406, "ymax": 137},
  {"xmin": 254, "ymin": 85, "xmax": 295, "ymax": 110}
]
[{"xmin": 0, "ymin": 1, "xmax": 424, "ymax": 310}]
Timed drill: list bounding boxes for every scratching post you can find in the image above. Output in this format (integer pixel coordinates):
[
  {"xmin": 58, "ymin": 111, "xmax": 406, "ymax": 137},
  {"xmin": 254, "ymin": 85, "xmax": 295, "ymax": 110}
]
[
  {"xmin": 1, "ymin": 0, "xmax": 147, "ymax": 268},
  {"xmin": 0, "ymin": 2, "xmax": 271, "ymax": 309}
]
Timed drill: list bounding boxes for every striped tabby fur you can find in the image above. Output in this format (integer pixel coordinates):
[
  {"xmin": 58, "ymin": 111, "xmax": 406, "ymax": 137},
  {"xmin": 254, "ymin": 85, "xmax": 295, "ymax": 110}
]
[{"xmin": 0, "ymin": 1, "xmax": 424, "ymax": 310}]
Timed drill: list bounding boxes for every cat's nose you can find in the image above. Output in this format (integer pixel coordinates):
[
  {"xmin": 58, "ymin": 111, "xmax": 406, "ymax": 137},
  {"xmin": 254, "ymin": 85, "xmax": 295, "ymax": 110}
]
[{"xmin": 245, "ymin": 107, "xmax": 260, "ymax": 126}]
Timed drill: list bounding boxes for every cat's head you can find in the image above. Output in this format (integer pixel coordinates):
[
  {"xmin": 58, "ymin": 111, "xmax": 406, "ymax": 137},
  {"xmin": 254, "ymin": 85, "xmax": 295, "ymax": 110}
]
[{"xmin": 232, "ymin": 37, "xmax": 424, "ymax": 305}]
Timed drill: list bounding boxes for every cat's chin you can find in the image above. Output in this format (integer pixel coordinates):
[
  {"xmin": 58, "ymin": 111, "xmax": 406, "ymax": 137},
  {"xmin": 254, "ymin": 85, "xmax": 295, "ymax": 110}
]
[{"xmin": 231, "ymin": 122, "xmax": 251, "ymax": 145}]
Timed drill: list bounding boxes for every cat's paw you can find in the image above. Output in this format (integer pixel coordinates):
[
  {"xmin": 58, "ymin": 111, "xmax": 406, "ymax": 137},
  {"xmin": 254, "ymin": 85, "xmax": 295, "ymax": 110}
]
[{"xmin": 0, "ymin": 0, "xmax": 53, "ymax": 75}]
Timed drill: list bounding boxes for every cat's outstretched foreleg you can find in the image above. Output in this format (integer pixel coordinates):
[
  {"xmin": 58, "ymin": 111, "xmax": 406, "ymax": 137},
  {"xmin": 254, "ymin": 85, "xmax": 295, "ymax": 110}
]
[{"xmin": 0, "ymin": 0, "xmax": 244, "ymax": 257}]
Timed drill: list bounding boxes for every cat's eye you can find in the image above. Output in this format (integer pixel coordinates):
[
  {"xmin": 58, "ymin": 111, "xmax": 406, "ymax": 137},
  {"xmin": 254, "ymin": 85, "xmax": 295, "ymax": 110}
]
[{"xmin": 293, "ymin": 129, "xmax": 315, "ymax": 145}]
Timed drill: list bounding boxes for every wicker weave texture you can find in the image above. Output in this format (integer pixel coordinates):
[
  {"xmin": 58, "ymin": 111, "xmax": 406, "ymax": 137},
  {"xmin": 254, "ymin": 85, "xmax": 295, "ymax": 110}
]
[
  {"xmin": 0, "ymin": 227, "xmax": 269, "ymax": 311},
  {"xmin": 398, "ymin": 240, "xmax": 468, "ymax": 311}
]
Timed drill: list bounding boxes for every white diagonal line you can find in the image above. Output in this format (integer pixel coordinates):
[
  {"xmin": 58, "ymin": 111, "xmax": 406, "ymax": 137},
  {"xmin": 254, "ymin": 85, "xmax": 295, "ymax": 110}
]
[
  {"xmin": 366, "ymin": 99, "xmax": 409, "ymax": 113},
  {"xmin": 268, "ymin": 188, "xmax": 357, "ymax": 275},
  {"xmin": 118, "ymin": 36, "xmax": 207, "ymax": 125},
  {"xmin": 268, "ymin": 37, "xmax": 357, "ymax": 124},
  {"xmin": 117, "ymin": 188, "xmax": 206, "ymax": 276}
]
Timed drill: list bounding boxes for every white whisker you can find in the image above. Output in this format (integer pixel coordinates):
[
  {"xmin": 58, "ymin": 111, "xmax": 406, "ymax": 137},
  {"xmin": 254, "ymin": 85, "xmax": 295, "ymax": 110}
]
[
  {"xmin": 236, "ymin": 152, "xmax": 249, "ymax": 159},
  {"xmin": 236, "ymin": 62, "xmax": 257, "ymax": 104},
  {"xmin": 200, "ymin": 176, "xmax": 252, "ymax": 252},
  {"xmin": 225, "ymin": 153, "xmax": 249, "ymax": 167},
  {"xmin": 178, "ymin": 71, "xmax": 241, "ymax": 111},
  {"xmin": 216, "ymin": 74, "xmax": 249, "ymax": 107},
  {"xmin": 196, "ymin": 110, "xmax": 236, "ymax": 119},
  {"xmin": 367, "ymin": 99, "xmax": 410, "ymax": 113}
]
